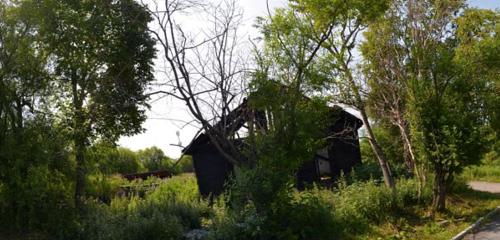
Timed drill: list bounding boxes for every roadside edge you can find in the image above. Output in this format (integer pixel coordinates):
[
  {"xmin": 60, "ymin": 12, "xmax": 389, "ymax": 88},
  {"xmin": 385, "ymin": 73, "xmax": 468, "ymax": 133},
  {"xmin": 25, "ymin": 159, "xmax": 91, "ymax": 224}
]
[{"xmin": 450, "ymin": 206, "xmax": 500, "ymax": 240}]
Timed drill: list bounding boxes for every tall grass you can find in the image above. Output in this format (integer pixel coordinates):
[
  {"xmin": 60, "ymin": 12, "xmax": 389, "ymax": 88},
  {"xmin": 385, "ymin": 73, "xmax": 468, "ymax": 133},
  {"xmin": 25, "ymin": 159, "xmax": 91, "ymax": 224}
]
[
  {"xmin": 462, "ymin": 159, "xmax": 500, "ymax": 182},
  {"xmin": 208, "ymin": 178, "xmax": 431, "ymax": 239},
  {"xmin": 80, "ymin": 174, "xmax": 209, "ymax": 240}
]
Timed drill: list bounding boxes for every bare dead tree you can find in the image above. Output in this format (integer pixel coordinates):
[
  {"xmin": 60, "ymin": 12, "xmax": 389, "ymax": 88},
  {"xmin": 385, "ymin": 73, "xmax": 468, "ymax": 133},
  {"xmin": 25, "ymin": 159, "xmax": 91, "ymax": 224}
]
[{"xmin": 145, "ymin": 0, "xmax": 250, "ymax": 165}]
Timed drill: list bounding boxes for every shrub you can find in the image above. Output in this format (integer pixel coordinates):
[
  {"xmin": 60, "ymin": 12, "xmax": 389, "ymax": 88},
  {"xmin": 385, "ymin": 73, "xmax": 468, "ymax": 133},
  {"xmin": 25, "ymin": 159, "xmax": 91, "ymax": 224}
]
[
  {"xmin": 80, "ymin": 174, "xmax": 208, "ymax": 240},
  {"xmin": 331, "ymin": 180, "xmax": 395, "ymax": 236},
  {"xmin": 208, "ymin": 191, "xmax": 338, "ymax": 240},
  {"xmin": 174, "ymin": 155, "xmax": 194, "ymax": 173},
  {"xmin": 0, "ymin": 165, "xmax": 77, "ymax": 239},
  {"xmin": 350, "ymin": 161, "xmax": 384, "ymax": 182},
  {"xmin": 462, "ymin": 159, "xmax": 500, "ymax": 182},
  {"xmin": 207, "ymin": 199, "xmax": 264, "ymax": 240},
  {"xmin": 396, "ymin": 177, "xmax": 432, "ymax": 206},
  {"xmin": 0, "ymin": 120, "xmax": 76, "ymax": 238},
  {"xmin": 210, "ymin": 178, "xmax": 431, "ymax": 239},
  {"xmin": 278, "ymin": 191, "xmax": 337, "ymax": 240},
  {"xmin": 146, "ymin": 174, "xmax": 199, "ymax": 203},
  {"xmin": 86, "ymin": 174, "xmax": 127, "ymax": 203}
]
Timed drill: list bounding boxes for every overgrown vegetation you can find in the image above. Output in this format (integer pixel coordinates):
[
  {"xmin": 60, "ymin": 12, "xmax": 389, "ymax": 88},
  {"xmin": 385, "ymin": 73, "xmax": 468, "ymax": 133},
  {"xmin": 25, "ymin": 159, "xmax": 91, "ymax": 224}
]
[
  {"xmin": 3, "ymin": 173, "xmax": 488, "ymax": 240},
  {"xmin": 0, "ymin": 0, "xmax": 498, "ymax": 239},
  {"xmin": 462, "ymin": 159, "xmax": 500, "ymax": 183},
  {"xmin": 461, "ymin": 136, "xmax": 500, "ymax": 183},
  {"xmin": 0, "ymin": 162, "xmax": 498, "ymax": 240},
  {"xmin": 80, "ymin": 175, "xmax": 207, "ymax": 240}
]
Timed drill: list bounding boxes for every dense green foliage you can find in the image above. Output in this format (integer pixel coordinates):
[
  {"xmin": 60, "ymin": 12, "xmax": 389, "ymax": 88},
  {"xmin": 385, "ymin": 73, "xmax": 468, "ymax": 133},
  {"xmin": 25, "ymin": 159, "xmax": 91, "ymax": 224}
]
[
  {"xmin": 462, "ymin": 159, "xmax": 500, "ymax": 183},
  {"xmin": 87, "ymin": 144, "xmax": 192, "ymax": 175},
  {"xmin": 0, "ymin": 4, "xmax": 77, "ymax": 224},
  {"xmin": 1, "ymin": 0, "xmax": 157, "ymax": 233},
  {"xmin": 81, "ymin": 175, "xmax": 206, "ymax": 240},
  {"xmin": 88, "ymin": 144, "xmax": 145, "ymax": 175},
  {"xmin": 209, "ymin": 177, "xmax": 431, "ymax": 240},
  {"xmin": 0, "ymin": 0, "xmax": 498, "ymax": 238},
  {"xmin": 361, "ymin": 0, "xmax": 499, "ymax": 211},
  {"xmin": 36, "ymin": 0, "xmax": 156, "ymax": 206},
  {"xmin": 137, "ymin": 147, "xmax": 170, "ymax": 172},
  {"xmin": 74, "ymin": 174, "xmax": 497, "ymax": 240},
  {"xmin": 359, "ymin": 125, "xmax": 409, "ymax": 177}
]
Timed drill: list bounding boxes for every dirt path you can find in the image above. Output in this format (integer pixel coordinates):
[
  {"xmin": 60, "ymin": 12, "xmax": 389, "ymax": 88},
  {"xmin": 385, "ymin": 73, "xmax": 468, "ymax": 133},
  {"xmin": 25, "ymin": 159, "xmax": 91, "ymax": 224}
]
[{"xmin": 468, "ymin": 181, "xmax": 500, "ymax": 194}]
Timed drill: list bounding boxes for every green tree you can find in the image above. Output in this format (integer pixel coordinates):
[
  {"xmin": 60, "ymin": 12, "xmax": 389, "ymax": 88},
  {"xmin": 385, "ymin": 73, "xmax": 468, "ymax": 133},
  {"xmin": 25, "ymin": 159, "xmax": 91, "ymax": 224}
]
[
  {"xmin": 221, "ymin": 6, "xmax": 337, "ymax": 238},
  {"xmin": 0, "ymin": 0, "xmax": 49, "ymax": 139},
  {"xmin": 360, "ymin": 0, "xmax": 494, "ymax": 211},
  {"xmin": 87, "ymin": 143, "xmax": 144, "ymax": 175},
  {"xmin": 289, "ymin": 0, "xmax": 395, "ymax": 191},
  {"xmin": 137, "ymin": 146, "xmax": 170, "ymax": 171},
  {"xmin": 107, "ymin": 147, "xmax": 143, "ymax": 174},
  {"xmin": 36, "ymin": 0, "xmax": 156, "ymax": 207},
  {"xmin": 405, "ymin": 0, "xmax": 491, "ymax": 212},
  {"xmin": 175, "ymin": 155, "xmax": 194, "ymax": 173},
  {"xmin": 0, "ymin": 2, "xmax": 75, "ymax": 234},
  {"xmin": 454, "ymin": 8, "xmax": 499, "ymax": 162},
  {"xmin": 360, "ymin": 1, "xmax": 418, "ymax": 178}
]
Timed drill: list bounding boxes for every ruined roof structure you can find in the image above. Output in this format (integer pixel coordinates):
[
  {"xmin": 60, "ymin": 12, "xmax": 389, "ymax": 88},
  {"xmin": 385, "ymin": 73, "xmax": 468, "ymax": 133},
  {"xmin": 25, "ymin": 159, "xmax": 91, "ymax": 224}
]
[{"xmin": 183, "ymin": 97, "xmax": 363, "ymax": 197}]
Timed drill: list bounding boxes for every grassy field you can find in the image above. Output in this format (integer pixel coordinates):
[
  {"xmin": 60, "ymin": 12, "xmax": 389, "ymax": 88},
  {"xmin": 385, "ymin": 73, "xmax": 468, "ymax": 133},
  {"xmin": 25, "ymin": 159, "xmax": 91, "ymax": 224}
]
[
  {"xmin": 2, "ymin": 174, "xmax": 499, "ymax": 240},
  {"xmin": 462, "ymin": 160, "xmax": 500, "ymax": 183},
  {"xmin": 359, "ymin": 187, "xmax": 500, "ymax": 240}
]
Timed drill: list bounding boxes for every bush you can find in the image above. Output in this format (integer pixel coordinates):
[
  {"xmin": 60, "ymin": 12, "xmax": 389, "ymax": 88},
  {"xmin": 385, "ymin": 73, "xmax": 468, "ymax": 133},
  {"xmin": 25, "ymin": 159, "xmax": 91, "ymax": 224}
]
[
  {"xmin": 208, "ymin": 191, "xmax": 338, "ymax": 240},
  {"xmin": 174, "ymin": 155, "xmax": 194, "ymax": 173},
  {"xmin": 396, "ymin": 177, "xmax": 432, "ymax": 206},
  {"xmin": 87, "ymin": 143, "xmax": 146, "ymax": 175},
  {"xmin": 210, "ymin": 178, "xmax": 431, "ymax": 239},
  {"xmin": 0, "ymin": 166, "xmax": 77, "ymax": 239},
  {"xmin": 78, "ymin": 172, "xmax": 432, "ymax": 240},
  {"xmin": 326, "ymin": 180, "xmax": 394, "ymax": 237},
  {"xmin": 277, "ymin": 191, "xmax": 337, "ymax": 239},
  {"xmin": 0, "ymin": 120, "xmax": 77, "ymax": 238},
  {"xmin": 350, "ymin": 161, "xmax": 384, "ymax": 182},
  {"xmin": 207, "ymin": 198, "xmax": 262, "ymax": 240},
  {"xmin": 80, "ymin": 174, "xmax": 208, "ymax": 240},
  {"xmin": 86, "ymin": 174, "xmax": 127, "ymax": 203},
  {"xmin": 462, "ymin": 159, "xmax": 500, "ymax": 182}
]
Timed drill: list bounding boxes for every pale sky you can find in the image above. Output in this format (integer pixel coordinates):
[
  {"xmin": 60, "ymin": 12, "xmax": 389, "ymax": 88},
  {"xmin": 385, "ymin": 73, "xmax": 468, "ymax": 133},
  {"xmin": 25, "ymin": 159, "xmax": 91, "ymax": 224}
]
[
  {"xmin": 118, "ymin": 0, "xmax": 287, "ymax": 158},
  {"xmin": 118, "ymin": 0, "xmax": 499, "ymax": 158}
]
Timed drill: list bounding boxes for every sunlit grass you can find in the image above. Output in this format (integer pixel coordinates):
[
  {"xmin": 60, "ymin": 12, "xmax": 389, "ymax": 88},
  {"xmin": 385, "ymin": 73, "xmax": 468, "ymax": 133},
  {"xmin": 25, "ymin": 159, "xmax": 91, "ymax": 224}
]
[
  {"xmin": 462, "ymin": 160, "xmax": 500, "ymax": 183},
  {"xmin": 358, "ymin": 186, "xmax": 500, "ymax": 240}
]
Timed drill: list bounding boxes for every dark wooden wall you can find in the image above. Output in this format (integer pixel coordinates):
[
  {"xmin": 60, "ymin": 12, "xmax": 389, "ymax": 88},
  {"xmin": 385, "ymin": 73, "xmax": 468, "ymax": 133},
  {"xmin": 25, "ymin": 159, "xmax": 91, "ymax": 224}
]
[
  {"xmin": 188, "ymin": 109, "xmax": 363, "ymax": 196},
  {"xmin": 328, "ymin": 110, "xmax": 362, "ymax": 178},
  {"xmin": 191, "ymin": 143, "xmax": 233, "ymax": 197},
  {"xmin": 297, "ymin": 159, "xmax": 320, "ymax": 189},
  {"xmin": 329, "ymin": 136, "xmax": 362, "ymax": 178}
]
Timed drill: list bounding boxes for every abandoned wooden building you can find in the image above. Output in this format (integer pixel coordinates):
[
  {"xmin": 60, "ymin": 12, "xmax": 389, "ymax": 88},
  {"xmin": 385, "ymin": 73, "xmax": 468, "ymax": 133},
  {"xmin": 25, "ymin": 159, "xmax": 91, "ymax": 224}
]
[{"xmin": 182, "ymin": 99, "xmax": 363, "ymax": 197}]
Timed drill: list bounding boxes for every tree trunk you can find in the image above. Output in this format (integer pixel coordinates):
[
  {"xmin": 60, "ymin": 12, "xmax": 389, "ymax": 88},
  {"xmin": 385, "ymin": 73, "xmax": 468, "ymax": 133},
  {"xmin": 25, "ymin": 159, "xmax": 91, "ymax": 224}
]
[
  {"xmin": 15, "ymin": 98, "xmax": 23, "ymax": 130},
  {"xmin": 72, "ymin": 78, "xmax": 86, "ymax": 209},
  {"xmin": 396, "ymin": 119, "xmax": 416, "ymax": 174},
  {"xmin": 432, "ymin": 164, "xmax": 446, "ymax": 212},
  {"xmin": 395, "ymin": 117, "xmax": 427, "ymax": 199},
  {"xmin": 339, "ymin": 59, "xmax": 396, "ymax": 193},
  {"xmin": 74, "ymin": 136, "xmax": 86, "ymax": 209},
  {"xmin": 359, "ymin": 108, "xmax": 396, "ymax": 192}
]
